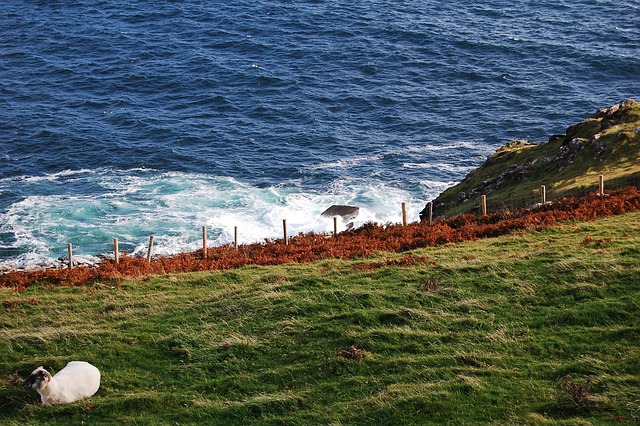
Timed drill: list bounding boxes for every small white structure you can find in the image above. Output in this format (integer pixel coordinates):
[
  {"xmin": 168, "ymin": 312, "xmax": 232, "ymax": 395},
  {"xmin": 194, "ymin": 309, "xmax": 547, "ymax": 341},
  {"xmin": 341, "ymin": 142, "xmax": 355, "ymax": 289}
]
[{"xmin": 23, "ymin": 361, "xmax": 100, "ymax": 405}]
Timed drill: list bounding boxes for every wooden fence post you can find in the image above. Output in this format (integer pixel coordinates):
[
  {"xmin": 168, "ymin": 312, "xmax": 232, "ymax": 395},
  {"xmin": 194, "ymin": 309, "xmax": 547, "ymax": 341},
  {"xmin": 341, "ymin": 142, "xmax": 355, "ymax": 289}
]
[
  {"xmin": 67, "ymin": 243, "xmax": 73, "ymax": 269},
  {"xmin": 541, "ymin": 185, "xmax": 546, "ymax": 204},
  {"xmin": 333, "ymin": 216, "xmax": 338, "ymax": 237},
  {"xmin": 481, "ymin": 195, "xmax": 487, "ymax": 217},
  {"xmin": 428, "ymin": 201, "xmax": 433, "ymax": 226},
  {"xmin": 113, "ymin": 238, "xmax": 119, "ymax": 264},
  {"xmin": 146, "ymin": 236, "xmax": 154, "ymax": 262},
  {"xmin": 402, "ymin": 202, "xmax": 407, "ymax": 226},
  {"xmin": 283, "ymin": 219, "xmax": 288, "ymax": 245},
  {"xmin": 234, "ymin": 226, "xmax": 238, "ymax": 251},
  {"xmin": 598, "ymin": 175, "xmax": 604, "ymax": 196},
  {"xmin": 202, "ymin": 226, "xmax": 207, "ymax": 258}
]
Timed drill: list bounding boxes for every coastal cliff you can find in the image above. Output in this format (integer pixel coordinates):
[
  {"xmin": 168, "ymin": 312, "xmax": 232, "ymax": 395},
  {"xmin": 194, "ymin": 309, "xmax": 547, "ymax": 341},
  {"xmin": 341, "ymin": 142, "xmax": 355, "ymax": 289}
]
[{"xmin": 421, "ymin": 99, "xmax": 640, "ymax": 220}]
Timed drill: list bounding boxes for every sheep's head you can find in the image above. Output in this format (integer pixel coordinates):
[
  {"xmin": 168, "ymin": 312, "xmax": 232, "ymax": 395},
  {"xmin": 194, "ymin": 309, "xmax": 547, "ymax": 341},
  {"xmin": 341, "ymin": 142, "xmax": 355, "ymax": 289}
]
[{"xmin": 23, "ymin": 367, "xmax": 51, "ymax": 390}]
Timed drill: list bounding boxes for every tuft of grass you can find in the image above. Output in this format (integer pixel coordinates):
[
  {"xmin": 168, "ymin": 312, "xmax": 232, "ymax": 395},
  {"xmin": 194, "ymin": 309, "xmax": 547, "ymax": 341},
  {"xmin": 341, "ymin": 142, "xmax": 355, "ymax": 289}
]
[{"xmin": 0, "ymin": 212, "xmax": 638, "ymax": 424}]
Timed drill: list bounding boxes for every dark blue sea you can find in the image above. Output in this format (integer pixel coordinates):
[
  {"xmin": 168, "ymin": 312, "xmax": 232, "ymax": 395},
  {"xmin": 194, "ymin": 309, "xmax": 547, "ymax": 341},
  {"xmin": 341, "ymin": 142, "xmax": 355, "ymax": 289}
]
[{"xmin": 1, "ymin": 0, "xmax": 638, "ymax": 267}]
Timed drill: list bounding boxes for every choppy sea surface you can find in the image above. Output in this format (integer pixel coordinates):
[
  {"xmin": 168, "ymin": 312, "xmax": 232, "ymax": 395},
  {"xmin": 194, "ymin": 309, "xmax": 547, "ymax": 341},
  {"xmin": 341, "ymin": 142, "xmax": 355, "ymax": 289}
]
[{"xmin": 1, "ymin": 0, "xmax": 638, "ymax": 267}]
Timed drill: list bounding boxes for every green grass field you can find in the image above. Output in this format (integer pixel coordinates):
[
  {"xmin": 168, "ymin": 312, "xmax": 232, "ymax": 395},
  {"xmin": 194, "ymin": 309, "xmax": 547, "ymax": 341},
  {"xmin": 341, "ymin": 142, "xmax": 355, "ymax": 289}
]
[{"xmin": 1, "ymin": 212, "xmax": 639, "ymax": 425}]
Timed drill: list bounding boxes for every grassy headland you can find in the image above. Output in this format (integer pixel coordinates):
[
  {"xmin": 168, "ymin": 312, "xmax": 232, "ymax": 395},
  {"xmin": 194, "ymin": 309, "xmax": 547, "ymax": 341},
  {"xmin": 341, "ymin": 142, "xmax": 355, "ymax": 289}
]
[
  {"xmin": 1, "ymin": 210, "xmax": 638, "ymax": 424},
  {"xmin": 427, "ymin": 99, "xmax": 640, "ymax": 218}
]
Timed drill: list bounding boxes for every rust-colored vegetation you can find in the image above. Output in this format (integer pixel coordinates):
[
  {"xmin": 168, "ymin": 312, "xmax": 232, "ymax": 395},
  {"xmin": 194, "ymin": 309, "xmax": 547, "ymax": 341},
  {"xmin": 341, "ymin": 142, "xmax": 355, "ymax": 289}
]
[
  {"xmin": 557, "ymin": 375, "xmax": 594, "ymax": 405},
  {"xmin": 2, "ymin": 187, "xmax": 640, "ymax": 291},
  {"xmin": 336, "ymin": 342, "xmax": 365, "ymax": 360}
]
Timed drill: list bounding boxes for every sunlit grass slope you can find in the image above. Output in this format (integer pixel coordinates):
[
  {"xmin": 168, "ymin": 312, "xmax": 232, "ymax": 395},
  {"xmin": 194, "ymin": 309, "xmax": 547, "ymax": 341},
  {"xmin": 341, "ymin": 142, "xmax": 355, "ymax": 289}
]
[{"xmin": 1, "ymin": 212, "xmax": 639, "ymax": 425}]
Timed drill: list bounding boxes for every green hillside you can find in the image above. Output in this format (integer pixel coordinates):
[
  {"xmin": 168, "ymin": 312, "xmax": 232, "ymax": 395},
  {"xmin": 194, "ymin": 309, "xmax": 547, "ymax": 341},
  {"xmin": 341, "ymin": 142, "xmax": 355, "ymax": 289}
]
[
  {"xmin": 1, "ymin": 211, "xmax": 639, "ymax": 425},
  {"xmin": 424, "ymin": 99, "xmax": 640, "ymax": 219}
]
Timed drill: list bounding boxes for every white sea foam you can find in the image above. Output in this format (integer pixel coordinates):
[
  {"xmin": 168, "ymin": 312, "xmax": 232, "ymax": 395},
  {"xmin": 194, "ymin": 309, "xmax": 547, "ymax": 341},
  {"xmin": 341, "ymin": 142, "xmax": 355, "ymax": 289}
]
[
  {"xmin": 417, "ymin": 163, "xmax": 478, "ymax": 173},
  {"xmin": 0, "ymin": 168, "xmax": 450, "ymax": 268},
  {"xmin": 406, "ymin": 141, "xmax": 494, "ymax": 154},
  {"xmin": 19, "ymin": 169, "xmax": 103, "ymax": 183},
  {"xmin": 404, "ymin": 162, "xmax": 478, "ymax": 172},
  {"xmin": 419, "ymin": 179, "xmax": 458, "ymax": 193},
  {"xmin": 309, "ymin": 154, "xmax": 384, "ymax": 170}
]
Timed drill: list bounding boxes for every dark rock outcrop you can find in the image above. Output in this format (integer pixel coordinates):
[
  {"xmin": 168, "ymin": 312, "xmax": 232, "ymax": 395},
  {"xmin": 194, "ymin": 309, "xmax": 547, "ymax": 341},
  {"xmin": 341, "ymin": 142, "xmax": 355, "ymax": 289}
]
[{"xmin": 321, "ymin": 205, "xmax": 360, "ymax": 221}]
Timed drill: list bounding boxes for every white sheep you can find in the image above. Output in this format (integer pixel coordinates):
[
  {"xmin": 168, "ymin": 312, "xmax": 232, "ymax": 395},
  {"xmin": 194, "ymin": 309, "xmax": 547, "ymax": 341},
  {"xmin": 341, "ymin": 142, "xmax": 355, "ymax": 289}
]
[{"xmin": 23, "ymin": 361, "xmax": 101, "ymax": 405}]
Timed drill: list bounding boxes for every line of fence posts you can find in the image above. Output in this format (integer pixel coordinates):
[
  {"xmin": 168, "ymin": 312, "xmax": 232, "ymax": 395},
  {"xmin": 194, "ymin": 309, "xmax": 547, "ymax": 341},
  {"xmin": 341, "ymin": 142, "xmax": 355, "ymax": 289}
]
[
  {"xmin": 478, "ymin": 174, "xmax": 607, "ymax": 216},
  {"xmin": 56, "ymin": 198, "xmax": 465, "ymax": 269},
  {"xmin": 60, "ymin": 174, "xmax": 623, "ymax": 266}
]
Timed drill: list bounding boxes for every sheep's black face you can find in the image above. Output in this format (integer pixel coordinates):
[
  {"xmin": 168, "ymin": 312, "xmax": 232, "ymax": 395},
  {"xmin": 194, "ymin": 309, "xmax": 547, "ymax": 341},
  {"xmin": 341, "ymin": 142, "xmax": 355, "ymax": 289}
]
[{"xmin": 23, "ymin": 368, "xmax": 48, "ymax": 390}]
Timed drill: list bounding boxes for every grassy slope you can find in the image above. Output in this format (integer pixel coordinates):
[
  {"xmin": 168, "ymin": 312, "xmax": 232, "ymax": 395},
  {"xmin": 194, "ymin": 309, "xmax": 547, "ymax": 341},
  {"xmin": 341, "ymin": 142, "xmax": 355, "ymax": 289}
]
[
  {"xmin": 1, "ymin": 212, "xmax": 639, "ymax": 425},
  {"xmin": 432, "ymin": 100, "xmax": 640, "ymax": 217}
]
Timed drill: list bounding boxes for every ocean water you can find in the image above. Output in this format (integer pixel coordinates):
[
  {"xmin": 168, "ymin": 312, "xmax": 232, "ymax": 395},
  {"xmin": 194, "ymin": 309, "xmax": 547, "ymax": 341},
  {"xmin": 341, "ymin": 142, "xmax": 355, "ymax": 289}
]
[{"xmin": 1, "ymin": 0, "xmax": 638, "ymax": 267}]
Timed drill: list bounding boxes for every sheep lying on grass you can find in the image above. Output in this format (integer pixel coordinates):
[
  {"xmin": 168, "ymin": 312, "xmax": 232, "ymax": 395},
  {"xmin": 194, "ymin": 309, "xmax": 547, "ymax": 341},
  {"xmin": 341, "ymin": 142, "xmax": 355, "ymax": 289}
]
[{"xmin": 23, "ymin": 361, "xmax": 100, "ymax": 405}]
